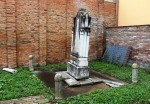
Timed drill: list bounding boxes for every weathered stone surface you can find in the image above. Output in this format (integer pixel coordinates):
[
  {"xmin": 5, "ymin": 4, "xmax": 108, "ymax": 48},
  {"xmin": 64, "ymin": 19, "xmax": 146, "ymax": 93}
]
[
  {"xmin": 67, "ymin": 62, "xmax": 89, "ymax": 79},
  {"xmin": 56, "ymin": 71, "xmax": 73, "ymax": 79},
  {"xmin": 67, "ymin": 9, "xmax": 91, "ymax": 79},
  {"xmin": 65, "ymin": 79, "xmax": 79, "ymax": 86}
]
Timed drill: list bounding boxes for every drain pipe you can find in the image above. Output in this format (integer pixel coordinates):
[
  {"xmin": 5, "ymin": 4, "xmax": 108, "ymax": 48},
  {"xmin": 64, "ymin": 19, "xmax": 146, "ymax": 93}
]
[
  {"xmin": 132, "ymin": 63, "xmax": 139, "ymax": 83},
  {"xmin": 55, "ymin": 73, "xmax": 63, "ymax": 100},
  {"xmin": 29, "ymin": 55, "xmax": 34, "ymax": 71}
]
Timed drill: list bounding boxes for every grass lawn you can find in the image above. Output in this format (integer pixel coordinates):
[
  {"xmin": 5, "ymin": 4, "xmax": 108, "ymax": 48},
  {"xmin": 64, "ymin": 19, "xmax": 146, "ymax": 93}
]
[
  {"xmin": 0, "ymin": 67, "xmax": 51, "ymax": 100},
  {"xmin": 0, "ymin": 60, "xmax": 150, "ymax": 104},
  {"xmin": 0, "ymin": 63, "xmax": 66, "ymax": 101},
  {"xmin": 58, "ymin": 60, "xmax": 150, "ymax": 104}
]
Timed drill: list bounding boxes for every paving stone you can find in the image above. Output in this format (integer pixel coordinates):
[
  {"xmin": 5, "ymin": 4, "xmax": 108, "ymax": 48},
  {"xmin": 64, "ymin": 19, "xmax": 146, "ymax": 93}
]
[
  {"xmin": 0, "ymin": 95, "xmax": 50, "ymax": 104},
  {"xmin": 34, "ymin": 99, "xmax": 50, "ymax": 104}
]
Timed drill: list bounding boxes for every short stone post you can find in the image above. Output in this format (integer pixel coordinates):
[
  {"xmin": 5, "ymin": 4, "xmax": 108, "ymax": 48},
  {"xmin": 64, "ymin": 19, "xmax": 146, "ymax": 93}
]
[
  {"xmin": 29, "ymin": 55, "xmax": 34, "ymax": 71},
  {"xmin": 132, "ymin": 63, "xmax": 139, "ymax": 83},
  {"xmin": 55, "ymin": 73, "xmax": 63, "ymax": 100}
]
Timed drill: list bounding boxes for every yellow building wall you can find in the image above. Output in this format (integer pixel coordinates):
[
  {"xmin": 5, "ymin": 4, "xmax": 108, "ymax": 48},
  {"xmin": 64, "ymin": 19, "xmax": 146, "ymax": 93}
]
[{"xmin": 118, "ymin": 0, "xmax": 150, "ymax": 26}]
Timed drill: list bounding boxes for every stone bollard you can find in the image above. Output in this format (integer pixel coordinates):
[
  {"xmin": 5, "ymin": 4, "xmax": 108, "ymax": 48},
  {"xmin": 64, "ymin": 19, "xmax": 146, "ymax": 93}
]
[
  {"xmin": 29, "ymin": 55, "xmax": 34, "ymax": 71},
  {"xmin": 132, "ymin": 63, "xmax": 139, "ymax": 83},
  {"xmin": 55, "ymin": 73, "xmax": 63, "ymax": 100}
]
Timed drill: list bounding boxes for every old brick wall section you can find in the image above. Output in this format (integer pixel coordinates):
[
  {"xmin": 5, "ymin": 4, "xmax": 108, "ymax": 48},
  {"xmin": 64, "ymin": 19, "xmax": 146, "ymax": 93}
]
[
  {"xmin": 16, "ymin": 0, "xmax": 39, "ymax": 66},
  {"xmin": 106, "ymin": 26, "xmax": 150, "ymax": 66},
  {"xmin": 47, "ymin": 0, "xmax": 67, "ymax": 63},
  {"xmin": 0, "ymin": 0, "xmax": 116, "ymax": 68},
  {"xmin": 0, "ymin": 0, "xmax": 17, "ymax": 67},
  {"xmin": 39, "ymin": 0, "xmax": 47, "ymax": 65},
  {"xmin": 0, "ymin": 0, "xmax": 7, "ymax": 67},
  {"xmin": 103, "ymin": 1, "xmax": 116, "ymax": 27},
  {"xmin": 6, "ymin": 0, "xmax": 17, "ymax": 67}
]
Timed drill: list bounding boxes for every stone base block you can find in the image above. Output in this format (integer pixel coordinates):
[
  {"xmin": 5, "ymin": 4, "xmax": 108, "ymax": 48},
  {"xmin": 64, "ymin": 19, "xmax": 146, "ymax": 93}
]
[
  {"xmin": 70, "ymin": 55, "xmax": 88, "ymax": 67},
  {"xmin": 56, "ymin": 71, "xmax": 126, "ymax": 87},
  {"xmin": 56, "ymin": 71, "xmax": 103, "ymax": 86},
  {"xmin": 67, "ymin": 62, "xmax": 89, "ymax": 80}
]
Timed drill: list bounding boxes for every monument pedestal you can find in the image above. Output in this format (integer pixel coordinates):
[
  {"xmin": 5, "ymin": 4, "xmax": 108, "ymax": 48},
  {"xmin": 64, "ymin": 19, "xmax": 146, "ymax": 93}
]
[{"xmin": 67, "ymin": 62, "xmax": 89, "ymax": 79}]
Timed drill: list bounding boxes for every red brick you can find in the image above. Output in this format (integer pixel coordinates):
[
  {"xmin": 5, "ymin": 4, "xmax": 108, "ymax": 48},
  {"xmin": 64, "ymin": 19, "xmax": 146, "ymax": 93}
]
[
  {"xmin": 0, "ymin": 0, "xmax": 117, "ymax": 68},
  {"xmin": 106, "ymin": 25, "xmax": 150, "ymax": 64}
]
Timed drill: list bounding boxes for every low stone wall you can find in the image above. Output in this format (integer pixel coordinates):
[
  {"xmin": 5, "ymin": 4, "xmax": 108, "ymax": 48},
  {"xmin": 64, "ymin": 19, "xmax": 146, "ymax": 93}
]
[{"xmin": 106, "ymin": 25, "xmax": 150, "ymax": 69}]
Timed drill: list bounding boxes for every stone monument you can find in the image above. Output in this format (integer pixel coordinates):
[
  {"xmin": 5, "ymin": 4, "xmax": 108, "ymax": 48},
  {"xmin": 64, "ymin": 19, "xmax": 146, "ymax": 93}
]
[
  {"xmin": 56, "ymin": 9, "xmax": 125, "ymax": 87},
  {"xmin": 67, "ymin": 8, "xmax": 91, "ymax": 79}
]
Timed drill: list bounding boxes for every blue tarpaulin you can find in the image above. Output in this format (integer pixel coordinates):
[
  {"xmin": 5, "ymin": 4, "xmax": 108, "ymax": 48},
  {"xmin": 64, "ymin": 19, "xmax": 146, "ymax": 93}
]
[{"xmin": 103, "ymin": 44, "xmax": 131, "ymax": 66}]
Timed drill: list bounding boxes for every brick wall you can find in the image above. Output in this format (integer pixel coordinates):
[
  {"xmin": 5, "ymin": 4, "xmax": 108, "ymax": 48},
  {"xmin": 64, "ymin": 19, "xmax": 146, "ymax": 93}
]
[
  {"xmin": 0, "ymin": 0, "xmax": 7, "ymax": 67},
  {"xmin": 103, "ymin": 1, "xmax": 116, "ymax": 27},
  {"xmin": 47, "ymin": 0, "xmax": 67, "ymax": 63},
  {"xmin": 0, "ymin": 0, "xmax": 116, "ymax": 68},
  {"xmin": 16, "ymin": 0, "xmax": 39, "ymax": 66},
  {"xmin": 106, "ymin": 25, "xmax": 150, "ymax": 69}
]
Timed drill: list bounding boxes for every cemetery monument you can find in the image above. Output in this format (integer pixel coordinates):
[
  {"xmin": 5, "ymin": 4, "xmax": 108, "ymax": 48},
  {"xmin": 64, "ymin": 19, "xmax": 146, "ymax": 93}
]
[{"xmin": 67, "ymin": 8, "xmax": 91, "ymax": 79}]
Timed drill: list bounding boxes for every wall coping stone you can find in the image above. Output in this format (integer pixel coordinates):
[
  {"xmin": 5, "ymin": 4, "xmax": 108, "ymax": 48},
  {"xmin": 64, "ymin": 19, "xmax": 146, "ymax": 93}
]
[
  {"xmin": 106, "ymin": 25, "xmax": 150, "ymax": 29},
  {"xmin": 104, "ymin": 0, "xmax": 116, "ymax": 3}
]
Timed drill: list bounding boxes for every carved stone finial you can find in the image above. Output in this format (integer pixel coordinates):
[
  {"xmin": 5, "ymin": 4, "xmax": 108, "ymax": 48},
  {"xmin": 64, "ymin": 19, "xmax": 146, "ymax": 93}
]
[
  {"xmin": 29, "ymin": 55, "xmax": 34, "ymax": 71},
  {"xmin": 132, "ymin": 63, "xmax": 138, "ymax": 69},
  {"xmin": 78, "ymin": 8, "xmax": 88, "ymax": 16},
  {"xmin": 29, "ymin": 55, "xmax": 33, "ymax": 59},
  {"xmin": 55, "ymin": 73, "xmax": 63, "ymax": 82},
  {"xmin": 132, "ymin": 63, "xmax": 138, "ymax": 83},
  {"xmin": 79, "ymin": 8, "xmax": 86, "ymax": 11}
]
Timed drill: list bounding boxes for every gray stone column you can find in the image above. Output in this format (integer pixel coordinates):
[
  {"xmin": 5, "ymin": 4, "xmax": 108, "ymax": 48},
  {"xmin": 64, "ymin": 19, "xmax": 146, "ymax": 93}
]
[
  {"xmin": 54, "ymin": 73, "xmax": 63, "ymax": 99},
  {"xmin": 29, "ymin": 55, "xmax": 34, "ymax": 71},
  {"xmin": 132, "ymin": 63, "xmax": 138, "ymax": 83}
]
